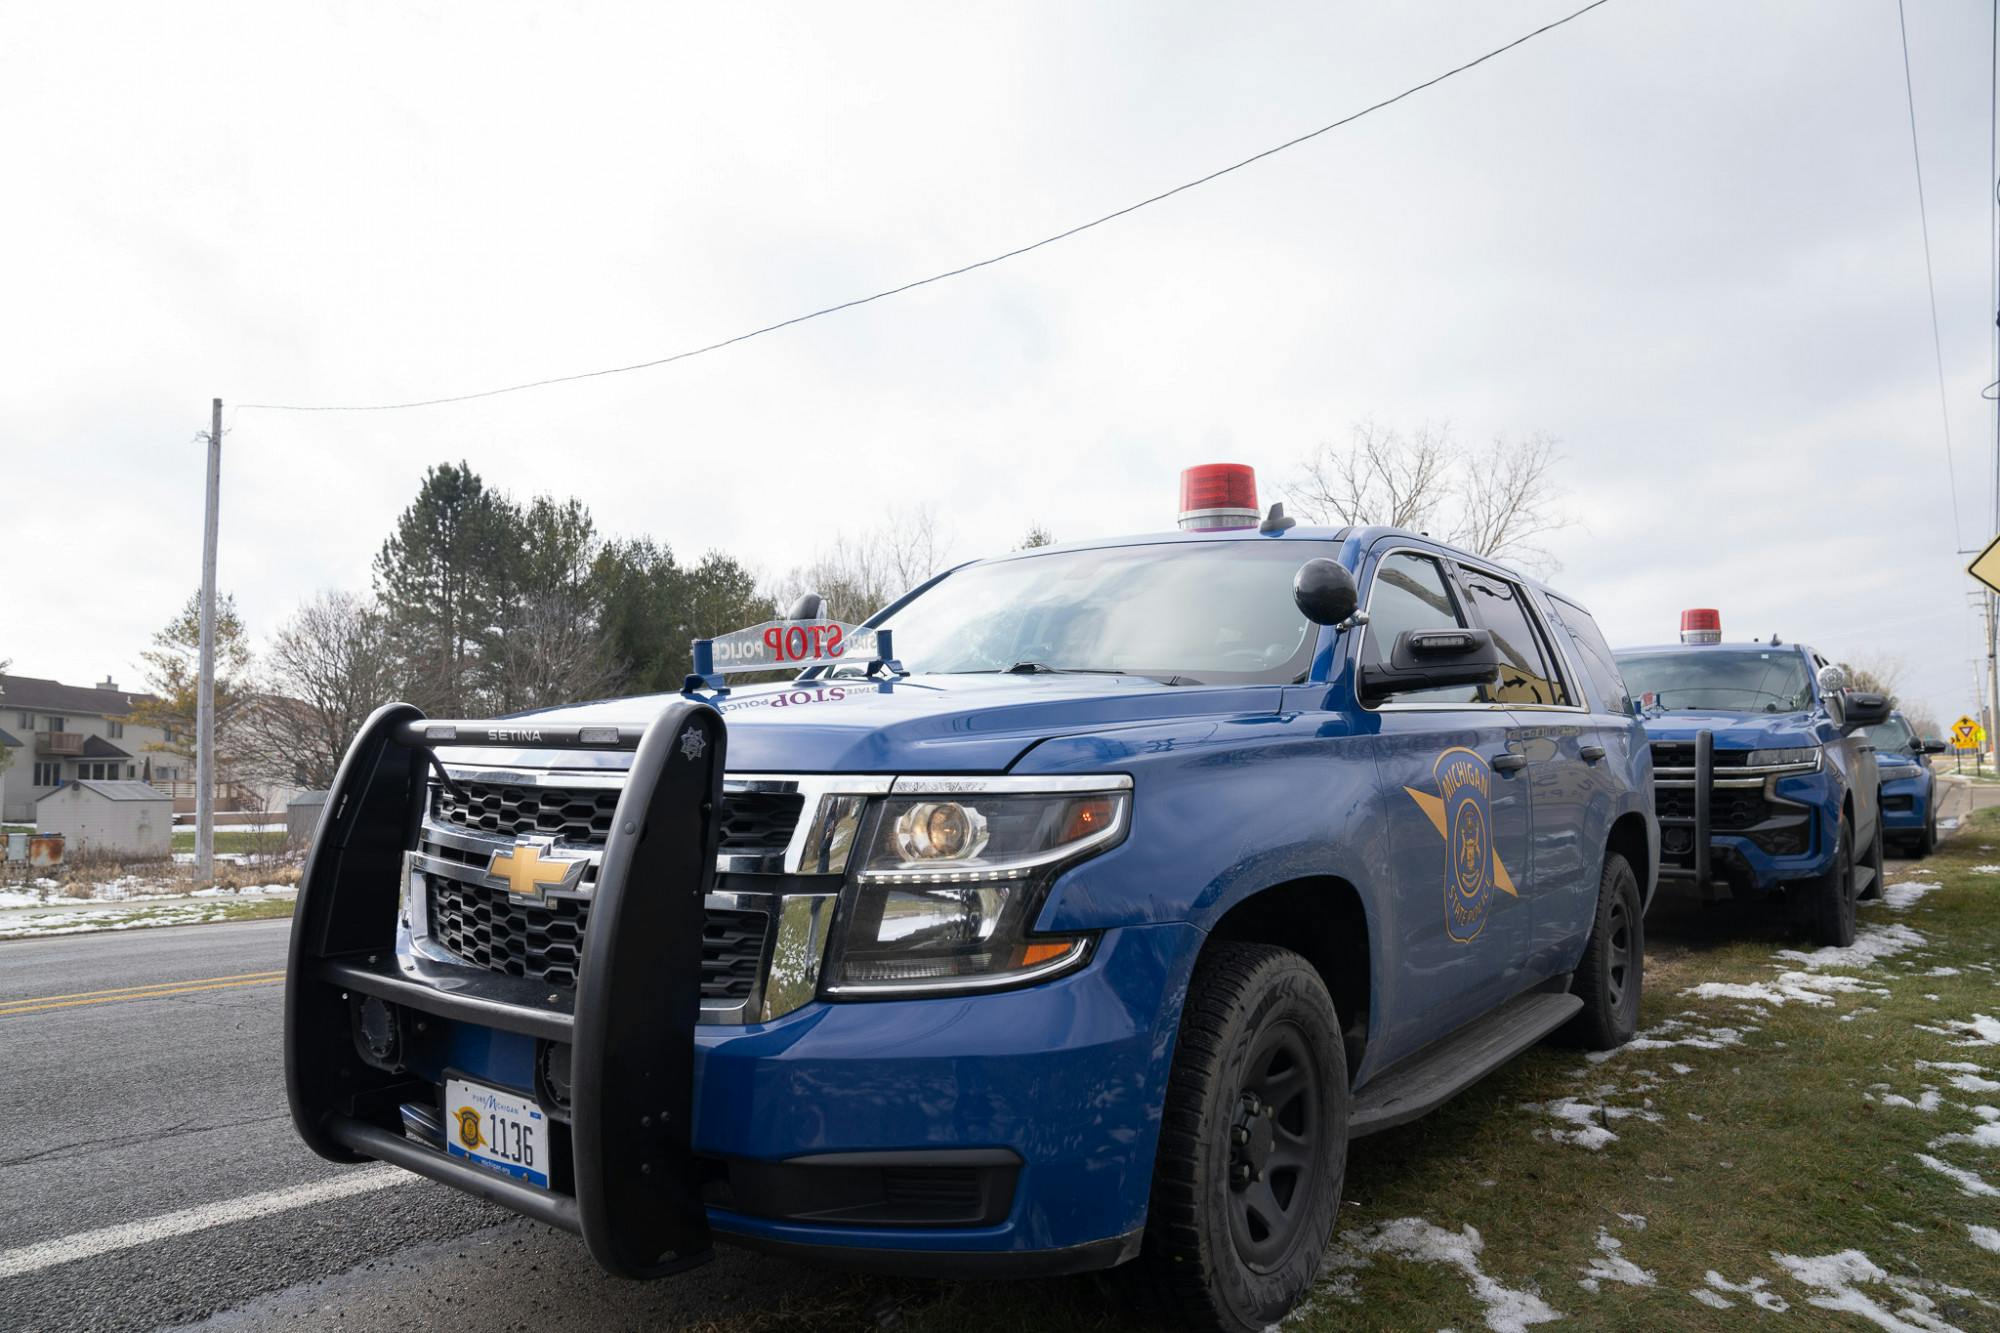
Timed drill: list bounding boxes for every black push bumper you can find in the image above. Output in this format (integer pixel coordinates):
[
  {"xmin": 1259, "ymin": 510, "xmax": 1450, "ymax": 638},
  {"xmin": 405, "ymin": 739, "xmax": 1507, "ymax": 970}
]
[
  {"xmin": 1655, "ymin": 728, "xmax": 1713, "ymax": 886},
  {"xmin": 284, "ymin": 700, "xmax": 726, "ymax": 1278}
]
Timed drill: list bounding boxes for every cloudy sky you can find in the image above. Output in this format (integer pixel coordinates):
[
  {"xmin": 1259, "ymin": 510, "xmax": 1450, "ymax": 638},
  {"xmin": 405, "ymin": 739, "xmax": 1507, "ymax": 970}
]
[{"xmin": 4, "ymin": 1, "xmax": 1995, "ymax": 730}]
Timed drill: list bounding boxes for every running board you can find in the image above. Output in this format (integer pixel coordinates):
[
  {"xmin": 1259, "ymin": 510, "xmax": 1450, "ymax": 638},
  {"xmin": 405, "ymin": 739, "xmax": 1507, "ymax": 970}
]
[{"xmin": 1349, "ymin": 991, "xmax": 1583, "ymax": 1137}]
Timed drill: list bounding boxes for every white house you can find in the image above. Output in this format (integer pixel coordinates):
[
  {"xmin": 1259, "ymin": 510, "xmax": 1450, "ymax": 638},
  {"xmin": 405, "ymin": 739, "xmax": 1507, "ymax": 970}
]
[{"xmin": 35, "ymin": 780, "xmax": 173, "ymax": 859}]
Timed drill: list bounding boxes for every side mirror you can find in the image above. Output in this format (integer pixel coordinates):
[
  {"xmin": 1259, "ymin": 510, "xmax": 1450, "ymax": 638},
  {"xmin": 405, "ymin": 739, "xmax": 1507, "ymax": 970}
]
[
  {"xmin": 1293, "ymin": 558, "xmax": 1359, "ymax": 627},
  {"xmin": 1359, "ymin": 628, "xmax": 1502, "ymax": 703},
  {"xmin": 1923, "ymin": 737, "xmax": 1950, "ymax": 754},
  {"xmin": 1840, "ymin": 691, "xmax": 1891, "ymax": 732}
]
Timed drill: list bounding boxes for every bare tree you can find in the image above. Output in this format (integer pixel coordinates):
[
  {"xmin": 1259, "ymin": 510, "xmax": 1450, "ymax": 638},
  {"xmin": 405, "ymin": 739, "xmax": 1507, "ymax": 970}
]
[
  {"xmin": 483, "ymin": 592, "xmax": 620, "ymax": 714},
  {"xmin": 1286, "ymin": 422, "xmax": 1573, "ymax": 573},
  {"xmin": 251, "ymin": 591, "xmax": 401, "ymax": 791},
  {"xmin": 771, "ymin": 505, "xmax": 952, "ymax": 622},
  {"xmin": 1450, "ymin": 433, "xmax": 1568, "ymax": 570}
]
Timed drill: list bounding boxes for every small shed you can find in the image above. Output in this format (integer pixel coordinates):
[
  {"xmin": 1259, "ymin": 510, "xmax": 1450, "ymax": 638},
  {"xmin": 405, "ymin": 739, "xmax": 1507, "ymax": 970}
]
[
  {"xmin": 35, "ymin": 780, "xmax": 172, "ymax": 859},
  {"xmin": 287, "ymin": 790, "xmax": 330, "ymax": 847}
]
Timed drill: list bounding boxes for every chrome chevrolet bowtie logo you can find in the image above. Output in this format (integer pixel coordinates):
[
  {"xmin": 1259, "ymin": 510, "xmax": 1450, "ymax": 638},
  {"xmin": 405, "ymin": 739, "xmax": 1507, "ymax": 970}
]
[{"xmin": 487, "ymin": 836, "xmax": 588, "ymax": 902}]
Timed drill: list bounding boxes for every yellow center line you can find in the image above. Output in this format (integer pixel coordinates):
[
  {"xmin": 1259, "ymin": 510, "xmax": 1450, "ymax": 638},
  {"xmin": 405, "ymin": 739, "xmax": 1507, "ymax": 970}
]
[
  {"xmin": 0, "ymin": 969, "xmax": 286, "ymax": 1007},
  {"xmin": 0, "ymin": 974, "xmax": 285, "ymax": 1017}
]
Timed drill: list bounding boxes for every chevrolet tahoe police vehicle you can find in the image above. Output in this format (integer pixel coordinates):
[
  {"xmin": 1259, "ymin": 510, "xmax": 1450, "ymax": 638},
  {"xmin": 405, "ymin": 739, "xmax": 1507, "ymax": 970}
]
[
  {"xmin": 286, "ymin": 466, "xmax": 1655, "ymax": 1331},
  {"xmin": 1614, "ymin": 610, "xmax": 1890, "ymax": 947},
  {"xmin": 1862, "ymin": 710, "xmax": 1945, "ymax": 857}
]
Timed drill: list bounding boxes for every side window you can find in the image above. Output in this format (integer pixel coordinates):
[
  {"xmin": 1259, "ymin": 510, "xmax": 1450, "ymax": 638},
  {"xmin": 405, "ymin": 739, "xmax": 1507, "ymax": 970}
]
[
  {"xmin": 1360, "ymin": 550, "xmax": 1479, "ymax": 704},
  {"xmin": 1461, "ymin": 573, "xmax": 1571, "ymax": 707},
  {"xmin": 1547, "ymin": 596, "xmax": 1632, "ymax": 715}
]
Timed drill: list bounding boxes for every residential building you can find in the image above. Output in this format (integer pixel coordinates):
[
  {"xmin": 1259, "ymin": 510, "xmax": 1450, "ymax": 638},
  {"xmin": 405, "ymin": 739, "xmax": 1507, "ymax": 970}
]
[{"xmin": 0, "ymin": 673, "xmax": 176, "ymax": 823}]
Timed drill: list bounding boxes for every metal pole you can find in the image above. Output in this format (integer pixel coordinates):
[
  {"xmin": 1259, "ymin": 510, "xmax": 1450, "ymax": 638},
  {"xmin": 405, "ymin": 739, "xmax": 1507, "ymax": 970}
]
[{"xmin": 196, "ymin": 399, "xmax": 220, "ymax": 881}]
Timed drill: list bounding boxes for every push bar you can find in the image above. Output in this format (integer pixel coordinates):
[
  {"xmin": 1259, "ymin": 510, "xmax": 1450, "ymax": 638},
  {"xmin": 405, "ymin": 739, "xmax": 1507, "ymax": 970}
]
[{"xmin": 284, "ymin": 698, "xmax": 725, "ymax": 1278}]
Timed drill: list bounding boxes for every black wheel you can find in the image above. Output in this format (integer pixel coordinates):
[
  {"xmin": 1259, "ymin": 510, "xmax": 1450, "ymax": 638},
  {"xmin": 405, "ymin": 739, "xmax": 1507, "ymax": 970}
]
[
  {"xmin": 1556, "ymin": 851, "xmax": 1643, "ymax": 1049},
  {"xmin": 1142, "ymin": 942, "xmax": 1347, "ymax": 1332},
  {"xmin": 1801, "ymin": 812, "xmax": 1856, "ymax": 947},
  {"xmin": 1858, "ymin": 810, "xmax": 1885, "ymax": 901},
  {"xmin": 1914, "ymin": 790, "xmax": 1937, "ymax": 858}
]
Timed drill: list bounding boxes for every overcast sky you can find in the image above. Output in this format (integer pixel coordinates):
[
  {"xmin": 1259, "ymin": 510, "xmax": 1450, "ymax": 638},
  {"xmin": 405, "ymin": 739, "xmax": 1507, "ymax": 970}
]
[{"xmin": 4, "ymin": 1, "xmax": 1995, "ymax": 730}]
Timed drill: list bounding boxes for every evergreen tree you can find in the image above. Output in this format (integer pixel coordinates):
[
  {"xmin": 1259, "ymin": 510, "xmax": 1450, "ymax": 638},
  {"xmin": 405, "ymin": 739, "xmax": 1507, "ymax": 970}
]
[{"xmin": 372, "ymin": 462, "xmax": 515, "ymax": 714}]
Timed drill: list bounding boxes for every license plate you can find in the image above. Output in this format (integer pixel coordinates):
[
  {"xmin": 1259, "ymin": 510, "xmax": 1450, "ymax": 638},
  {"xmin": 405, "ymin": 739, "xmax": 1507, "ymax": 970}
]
[{"xmin": 443, "ymin": 1077, "xmax": 550, "ymax": 1189}]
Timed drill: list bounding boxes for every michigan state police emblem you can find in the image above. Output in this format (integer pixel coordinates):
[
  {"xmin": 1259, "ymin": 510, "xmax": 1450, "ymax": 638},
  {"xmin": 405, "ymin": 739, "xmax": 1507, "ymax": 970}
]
[{"xmin": 1403, "ymin": 747, "xmax": 1518, "ymax": 943}]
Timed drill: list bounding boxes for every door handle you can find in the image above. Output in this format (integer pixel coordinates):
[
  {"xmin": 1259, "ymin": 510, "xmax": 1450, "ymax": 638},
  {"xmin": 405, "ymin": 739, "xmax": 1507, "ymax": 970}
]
[
  {"xmin": 1580, "ymin": 744, "xmax": 1606, "ymax": 762},
  {"xmin": 1491, "ymin": 753, "xmax": 1528, "ymax": 773}
]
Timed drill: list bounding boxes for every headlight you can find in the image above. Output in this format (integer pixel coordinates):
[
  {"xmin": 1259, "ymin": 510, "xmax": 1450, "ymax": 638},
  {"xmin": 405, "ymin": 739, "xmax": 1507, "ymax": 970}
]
[
  {"xmin": 822, "ymin": 781, "xmax": 1130, "ymax": 996},
  {"xmin": 1745, "ymin": 747, "xmax": 1820, "ymax": 770}
]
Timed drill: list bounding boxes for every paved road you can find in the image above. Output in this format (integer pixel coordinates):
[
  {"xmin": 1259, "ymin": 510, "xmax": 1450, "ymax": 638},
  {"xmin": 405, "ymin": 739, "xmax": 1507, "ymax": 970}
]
[
  {"xmin": 4, "ymin": 774, "xmax": 1992, "ymax": 1331},
  {"xmin": 0, "ymin": 922, "xmax": 852, "ymax": 1332}
]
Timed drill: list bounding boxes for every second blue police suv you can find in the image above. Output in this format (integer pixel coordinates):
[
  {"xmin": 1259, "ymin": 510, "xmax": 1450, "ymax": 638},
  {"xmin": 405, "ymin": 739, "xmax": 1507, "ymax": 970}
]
[
  {"xmin": 285, "ymin": 465, "xmax": 1657, "ymax": 1331},
  {"xmin": 1861, "ymin": 710, "xmax": 1945, "ymax": 857},
  {"xmin": 1615, "ymin": 612, "xmax": 1892, "ymax": 946}
]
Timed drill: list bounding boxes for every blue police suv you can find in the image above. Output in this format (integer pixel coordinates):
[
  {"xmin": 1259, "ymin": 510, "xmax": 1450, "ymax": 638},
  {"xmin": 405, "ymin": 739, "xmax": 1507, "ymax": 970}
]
[
  {"xmin": 1614, "ymin": 616, "xmax": 1890, "ymax": 947},
  {"xmin": 1861, "ymin": 711, "xmax": 1945, "ymax": 857},
  {"xmin": 286, "ymin": 509, "xmax": 1655, "ymax": 1330}
]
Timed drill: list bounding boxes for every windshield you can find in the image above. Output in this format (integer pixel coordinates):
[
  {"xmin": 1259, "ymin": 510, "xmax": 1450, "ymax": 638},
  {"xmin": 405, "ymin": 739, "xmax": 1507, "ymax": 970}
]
[
  {"xmin": 1860, "ymin": 716, "xmax": 1916, "ymax": 753},
  {"xmin": 861, "ymin": 540, "xmax": 1325, "ymax": 685},
  {"xmin": 1614, "ymin": 649, "xmax": 1814, "ymax": 714}
]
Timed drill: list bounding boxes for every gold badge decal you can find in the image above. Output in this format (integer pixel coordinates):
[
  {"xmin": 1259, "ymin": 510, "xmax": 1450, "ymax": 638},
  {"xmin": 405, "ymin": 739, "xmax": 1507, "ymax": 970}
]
[
  {"xmin": 1404, "ymin": 747, "xmax": 1518, "ymax": 944},
  {"xmin": 455, "ymin": 1106, "xmax": 484, "ymax": 1150},
  {"xmin": 486, "ymin": 836, "xmax": 588, "ymax": 903}
]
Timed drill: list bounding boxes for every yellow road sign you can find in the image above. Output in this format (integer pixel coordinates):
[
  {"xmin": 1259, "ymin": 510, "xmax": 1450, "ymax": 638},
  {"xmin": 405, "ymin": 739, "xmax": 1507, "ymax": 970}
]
[
  {"xmin": 1970, "ymin": 535, "xmax": 2000, "ymax": 595},
  {"xmin": 1952, "ymin": 716, "xmax": 1984, "ymax": 749}
]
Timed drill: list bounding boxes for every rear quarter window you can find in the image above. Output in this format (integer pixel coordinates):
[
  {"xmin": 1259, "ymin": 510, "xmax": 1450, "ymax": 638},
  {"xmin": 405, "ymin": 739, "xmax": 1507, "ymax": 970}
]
[{"xmin": 1546, "ymin": 596, "xmax": 1632, "ymax": 715}]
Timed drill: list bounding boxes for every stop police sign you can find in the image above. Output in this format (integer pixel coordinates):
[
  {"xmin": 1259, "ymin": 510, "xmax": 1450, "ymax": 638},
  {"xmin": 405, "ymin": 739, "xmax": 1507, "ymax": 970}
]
[{"xmin": 709, "ymin": 619, "xmax": 881, "ymax": 673}]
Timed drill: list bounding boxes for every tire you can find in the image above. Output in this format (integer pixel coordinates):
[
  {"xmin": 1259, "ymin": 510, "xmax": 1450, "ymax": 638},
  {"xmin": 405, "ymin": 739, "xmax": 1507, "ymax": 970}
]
[
  {"xmin": 1141, "ymin": 942, "xmax": 1348, "ymax": 1332},
  {"xmin": 1914, "ymin": 790, "xmax": 1937, "ymax": 858},
  {"xmin": 1801, "ymin": 812, "xmax": 1857, "ymax": 947},
  {"xmin": 1556, "ymin": 852, "xmax": 1643, "ymax": 1049},
  {"xmin": 1857, "ymin": 811, "xmax": 1885, "ymax": 901}
]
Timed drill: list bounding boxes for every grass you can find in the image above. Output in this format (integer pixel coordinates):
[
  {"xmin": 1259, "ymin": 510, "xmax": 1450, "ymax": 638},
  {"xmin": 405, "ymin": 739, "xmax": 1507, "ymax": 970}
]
[
  {"xmin": 685, "ymin": 814, "xmax": 2000, "ymax": 1332},
  {"xmin": 0, "ymin": 893, "xmax": 295, "ymax": 939},
  {"xmin": 169, "ymin": 829, "xmax": 280, "ymax": 855}
]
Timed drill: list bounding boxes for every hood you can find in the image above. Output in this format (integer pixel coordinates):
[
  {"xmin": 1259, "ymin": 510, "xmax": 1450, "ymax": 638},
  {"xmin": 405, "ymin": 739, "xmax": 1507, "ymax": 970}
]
[
  {"xmin": 1636, "ymin": 709, "xmax": 1819, "ymax": 752},
  {"xmin": 466, "ymin": 673, "xmax": 1286, "ymax": 773}
]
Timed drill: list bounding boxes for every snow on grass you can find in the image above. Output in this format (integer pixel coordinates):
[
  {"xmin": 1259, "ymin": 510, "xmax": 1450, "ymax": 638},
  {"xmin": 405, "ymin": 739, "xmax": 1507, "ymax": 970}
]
[
  {"xmin": 1588, "ymin": 1016, "xmax": 1746, "ymax": 1064},
  {"xmin": 1919, "ymin": 1015, "xmax": 2000, "ymax": 1049},
  {"xmin": 1772, "ymin": 1249, "xmax": 1968, "ymax": 1332},
  {"xmin": 1332, "ymin": 1218, "xmax": 1561, "ymax": 1332},
  {"xmin": 1970, "ymin": 1226, "xmax": 2000, "ymax": 1254},
  {"xmin": 1776, "ymin": 922, "xmax": 1928, "ymax": 971},
  {"xmin": 1694, "ymin": 1270, "xmax": 1790, "ymax": 1312},
  {"xmin": 1576, "ymin": 1228, "xmax": 1654, "ymax": 1293},
  {"xmin": 1969, "ymin": 864, "xmax": 2000, "ymax": 874},
  {"xmin": 1685, "ymin": 971, "xmax": 1887, "ymax": 1008},
  {"xmin": 1869, "ymin": 1085, "xmax": 1943, "ymax": 1113},
  {"xmin": 1883, "ymin": 880, "xmax": 1942, "ymax": 909},
  {"xmin": 1520, "ymin": 1097, "xmax": 1662, "ymax": 1150},
  {"xmin": 1913, "ymin": 1153, "xmax": 1999, "ymax": 1198}
]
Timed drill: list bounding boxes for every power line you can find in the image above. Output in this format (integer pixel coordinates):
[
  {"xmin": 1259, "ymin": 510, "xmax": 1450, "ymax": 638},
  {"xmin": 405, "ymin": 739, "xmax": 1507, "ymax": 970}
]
[
  {"xmin": 1896, "ymin": 0, "xmax": 1965, "ymax": 552},
  {"xmin": 240, "ymin": 0, "xmax": 1616, "ymax": 414}
]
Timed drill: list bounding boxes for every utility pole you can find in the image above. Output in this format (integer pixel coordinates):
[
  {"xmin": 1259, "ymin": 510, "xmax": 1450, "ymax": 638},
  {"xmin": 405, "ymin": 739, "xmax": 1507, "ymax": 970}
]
[{"xmin": 196, "ymin": 398, "xmax": 220, "ymax": 882}]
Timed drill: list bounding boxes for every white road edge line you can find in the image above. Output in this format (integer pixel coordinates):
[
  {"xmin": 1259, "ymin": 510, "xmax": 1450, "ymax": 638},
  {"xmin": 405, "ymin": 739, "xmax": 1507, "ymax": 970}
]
[{"xmin": 0, "ymin": 1166, "xmax": 415, "ymax": 1280}]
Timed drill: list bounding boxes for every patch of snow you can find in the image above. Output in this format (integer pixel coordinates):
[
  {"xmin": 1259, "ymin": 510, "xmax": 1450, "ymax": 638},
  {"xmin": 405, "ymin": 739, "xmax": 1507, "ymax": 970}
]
[
  {"xmin": 1521, "ymin": 1098, "xmax": 1661, "ymax": 1150},
  {"xmin": 1616, "ymin": 1213, "xmax": 1646, "ymax": 1230},
  {"xmin": 1924, "ymin": 966, "xmax": 1963, "ymax": 977},
  {"xmin": 1872, "ymin": 1088, "xmax": 1943, "ymax": 1113},
  {"xmin": 1777, "ymin": 923, "xmax": 1928, "ymax": 972},
  {"xmin": 1334, "ymin": 1219, "xmax": 1561, "ymax": 1333},
  {"xmin": 1971, "ymin": 864, "xmax": 2000, "ymax": 874},
  {"xmin": 1929, "ymin": 1122, "xmax": 2000, "ymax": 1152},
  {"xmin": 1704, "ymin": 1271, "xmax": 1789, "ymax": 1312},
  {"xmin": 1592, "ymin": 1018, "xmax": 1747, "ymax": 1064},
  {"xmin": 1882, "ymin": 880, "xmax": 1942, "ymax": 909},
  {"xmin": 1686, "ymin": 972, "xmax": 1886, "ymax": 1008},
  {"xmin": 1688, "ymin": 1287, "xmax": 1733, "ymax": 1309},
  {"xmin": 1773, "ymin": 1249, "xmax": 1966, "ymax": 1332},
  {"xmin": 1913, "ymin": 1153, "xmax": 1999, "ymax": 1198},
  {"xmin": 1970, "ymin": 1225, "xmax": 2000, "ymax": 1254},
  {"xmin": 1933, "ymin": 1015, "xmax": 2000, "ymax": 1048},
  {"xmin": 1576, "ymin": 1228, "xmax": 1654, "ymax": 1293}
]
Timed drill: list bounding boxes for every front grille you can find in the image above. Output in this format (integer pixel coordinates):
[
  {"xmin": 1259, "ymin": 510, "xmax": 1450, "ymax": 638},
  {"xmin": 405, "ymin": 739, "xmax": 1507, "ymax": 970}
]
[
  {"xmin": 1656, "ymin": 785, "xmax": 1770, "ymax": 830},
  {"xmin": 1650, "ymin": 743, "xmax": 1749, "ymax": 769},
  {"xmin": 434, "ymin": 781, "xmax": 801, "ymax": 858},
  {"xmin": 427, "ymin": 874, "xmax": 769, "ymax": 999},
  {"xmin": 1883, "ymin": 793, "xmax": 1915, "ymax": 813}
]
